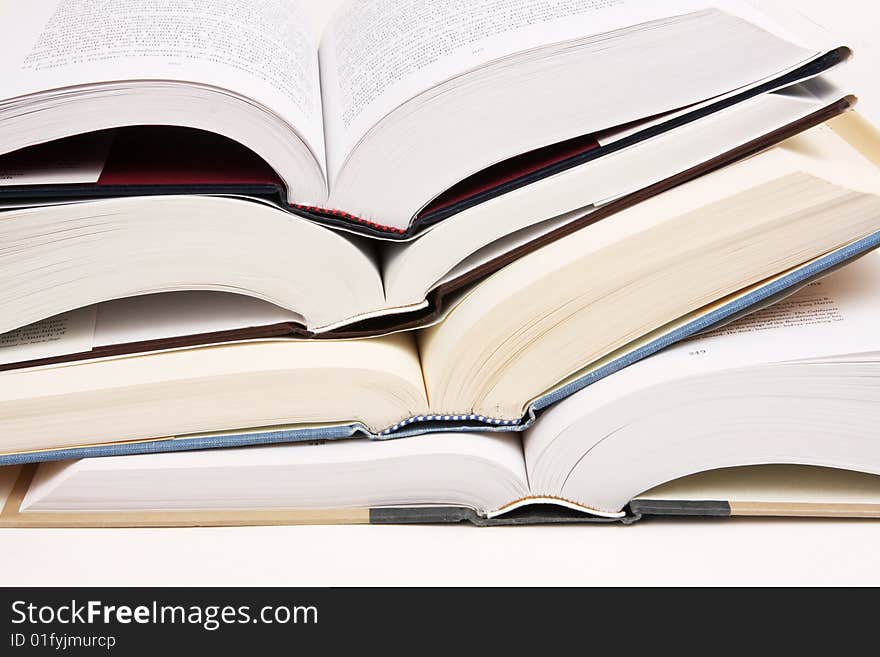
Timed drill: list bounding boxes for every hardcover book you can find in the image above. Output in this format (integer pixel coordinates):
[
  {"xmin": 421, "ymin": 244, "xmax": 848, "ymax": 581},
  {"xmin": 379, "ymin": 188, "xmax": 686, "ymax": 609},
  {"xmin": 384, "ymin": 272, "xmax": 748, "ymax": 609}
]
[
  {"xmin": 2, "ymin": 116, "xmax": 880, "ymax": 466},
  {"xmin": 0, "ymin": 0, "xmax": 853, "ymax": 238},
  {"xmin": 0, "ymin": 86, "xmax": 856, "ymax": 342},
  {"xmin": 4, "ymin": 249, "xmax": 880, "ymax": 526}
]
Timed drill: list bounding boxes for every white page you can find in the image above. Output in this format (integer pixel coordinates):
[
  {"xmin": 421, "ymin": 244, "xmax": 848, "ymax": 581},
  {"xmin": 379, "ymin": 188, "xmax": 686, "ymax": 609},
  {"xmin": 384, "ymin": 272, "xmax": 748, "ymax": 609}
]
[
  {"xmin": 0, "ymin": 0, "xmax": 325, "ymax": 169},
  {"xmin": 318, "ymin": 0, "xmax": 815, "ymax": 179},
  {"xmin": 93, "ymin": 292, "xmax": 303, "ymax": 348},
  {"xmin": 0, "ymin": 130, "xmax": 113, "ymax": 186},
  {"xmin": 641, "ymin": 253, "xmax": 880, "ymax": 375},
  {"xmin": 22, "ymin": 432, "xmax": 529, "ymax": 512},
  {"xmin": 527, "ymin": 252, "xmax": 880, "ymax": 461},
  {"xmin": 0, "ymin": 307, "xmax": 96, "ymax": 366},
  {"xmin": 0, "ymin": 291, "xmax": 305, "ymax": 367}
]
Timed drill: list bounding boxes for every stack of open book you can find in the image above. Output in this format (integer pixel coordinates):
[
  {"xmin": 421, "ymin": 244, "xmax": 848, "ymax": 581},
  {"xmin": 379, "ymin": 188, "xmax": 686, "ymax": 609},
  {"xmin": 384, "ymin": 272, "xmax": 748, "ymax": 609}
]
[{"xmin": 2, "ymin": 0, "xmax": 880, "ymax": 526}]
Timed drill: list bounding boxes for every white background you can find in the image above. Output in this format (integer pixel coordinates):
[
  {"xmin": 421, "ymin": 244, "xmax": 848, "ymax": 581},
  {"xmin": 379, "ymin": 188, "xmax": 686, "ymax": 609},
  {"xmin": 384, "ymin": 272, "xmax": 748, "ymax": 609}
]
[{"xmin": 3, "ymin": 0, "xmax": 880, "ymax": 586}]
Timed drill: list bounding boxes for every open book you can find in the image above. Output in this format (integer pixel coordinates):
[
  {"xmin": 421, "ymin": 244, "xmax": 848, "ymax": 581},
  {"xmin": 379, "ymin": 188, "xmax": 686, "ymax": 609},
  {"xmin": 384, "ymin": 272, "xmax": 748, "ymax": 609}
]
[
  {"xmin": 3, "ymin": 119, "xmax": 880, "ymax": 464},
  {"xmin": 0, "ymin": 98, "xmax": 866, "ymax": 345},
  {"xmin": 4, "ymin": 250, "xmax": 880, "ymax": 526},
  {"xmin": 0, "ymin": 0, "xmax": 851, "ymax": 237}
]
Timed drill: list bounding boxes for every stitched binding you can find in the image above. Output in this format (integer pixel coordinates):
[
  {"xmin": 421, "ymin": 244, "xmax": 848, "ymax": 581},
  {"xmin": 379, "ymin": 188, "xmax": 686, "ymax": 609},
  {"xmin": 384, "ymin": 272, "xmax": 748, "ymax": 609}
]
[
  {"xmin": 380, "ymin": 414, "xmax": 520, "ymax": 436},
  {"xmin": 291, "ymin": 204, "xmax": 406, "ymax": 234}
]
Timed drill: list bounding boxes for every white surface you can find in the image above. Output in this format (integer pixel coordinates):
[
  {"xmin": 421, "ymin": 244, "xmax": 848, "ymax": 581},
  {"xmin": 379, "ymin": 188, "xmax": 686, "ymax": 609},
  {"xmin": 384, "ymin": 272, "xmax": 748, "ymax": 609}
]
[{"xmin": 4, "ymin": 0, "xmax": 880, "ymax": 587}]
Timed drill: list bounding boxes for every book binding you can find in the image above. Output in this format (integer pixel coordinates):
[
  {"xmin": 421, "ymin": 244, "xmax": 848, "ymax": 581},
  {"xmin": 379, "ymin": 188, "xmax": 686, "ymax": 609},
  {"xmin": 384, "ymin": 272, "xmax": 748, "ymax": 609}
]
[
  {"xmin": 0, "ymin": 50, "xmax": 849, "ymax": 241},
  {"xmin": 3, "ymin": 227, "xmax": 879, "ymax": 467}
]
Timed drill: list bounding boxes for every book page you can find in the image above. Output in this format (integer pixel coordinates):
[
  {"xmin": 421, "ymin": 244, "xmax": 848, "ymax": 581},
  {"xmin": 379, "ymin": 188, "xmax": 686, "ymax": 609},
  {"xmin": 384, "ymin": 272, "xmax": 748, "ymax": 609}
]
[
  {"xmin": 0, "ymin": 131, "xmax": 113, "ymax": 186},
  {"xmin": 0, "ymin": 293, "xmax": 306, "ymax": 369},
  {"xmin": 92, "ymin": 292, "xmax": 303, "ymax": 349},
  {"xmin": 22, "ymin": 431, "xmax": 529, "ymax": 514},
  {"xmin": 0, "ymin": 0, "xmax": 325, "ymax": 167},
  {"xmin": 646, "ymin": 253, "xmax": 880, "ymax": 374},
  {"xmin": 635, "ymin": 464, "xmax": 880, "ymax": 506},
  {"xmin": 318, "ymin": 0, "xmax": 810, "ymax": 179},
  {"xmin": 525, "ymin": 252, "xmax": 880, "ymax": 466},
  {"xmin": 0, "ymin": 307, "xmax": 96, "ymax": 367}
]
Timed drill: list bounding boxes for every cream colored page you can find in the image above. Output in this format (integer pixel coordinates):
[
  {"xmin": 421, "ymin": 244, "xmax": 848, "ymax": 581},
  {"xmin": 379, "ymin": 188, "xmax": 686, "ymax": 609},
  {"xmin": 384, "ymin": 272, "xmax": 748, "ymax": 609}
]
[
  {"xmin": 525, "ymin": 252, "xmax": 880, "ymax": 464},
  {"xmin": 0, "ymin": 331, "xmax": 425, "ymax": 403},
  {"xmin": 0, "ymin": 0, "xmax": 325, "ymax": 167},
  {"xmin": 317, "ymin": 0, "xmax": 812, "ymax": 179},
  {"xmin": 642, "ymin": 253, "xmax": 880, "ymax": 375},
  {"xmin": 0, "ymin": 332, "xmax": 430, "ymax": 444}
]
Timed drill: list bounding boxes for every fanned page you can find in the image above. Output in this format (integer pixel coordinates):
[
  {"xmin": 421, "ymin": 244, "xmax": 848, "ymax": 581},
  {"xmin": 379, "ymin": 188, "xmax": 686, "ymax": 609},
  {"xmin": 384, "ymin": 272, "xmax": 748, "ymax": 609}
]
[
  {"xmin": 522, "ymin": 252, "xmax": 880, "ymax": 514},
  {"xmin": 0, "ymin": 0, "xmax": 841, "ymax": 235},
  {"xmin": 317, "ymin": 0, "xmax": 817, "ymax": 184},
  {"xmin": 17, "ymin": 432, "xmax": 530, "ymax": 518},
  {"xmin": 526, "ymin": 251, "xmax": 880, "ymax": 466},
  {"xmin": 0, "ymin": 0, "xmax": 326, "ymax": 172}
]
